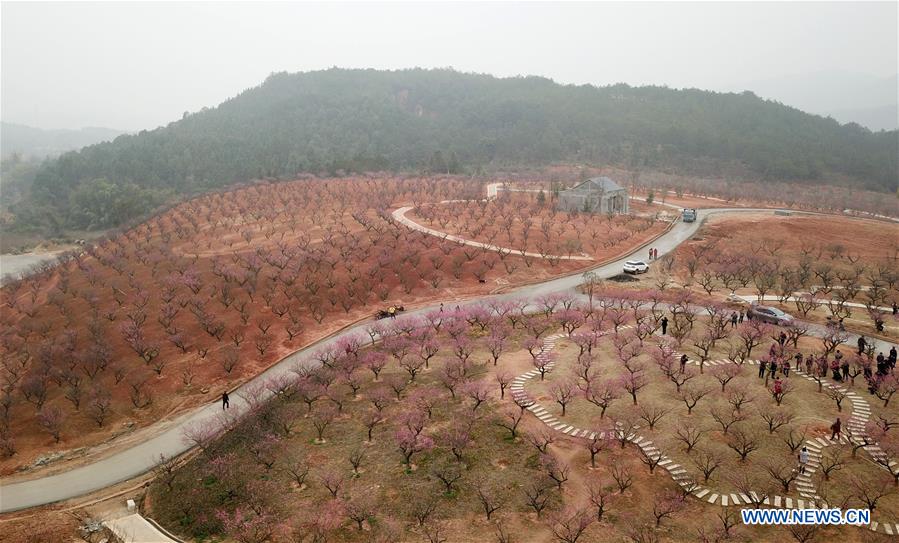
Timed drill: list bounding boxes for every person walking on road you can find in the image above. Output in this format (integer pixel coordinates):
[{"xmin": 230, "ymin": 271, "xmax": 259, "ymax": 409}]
[
  {"xmin": 680, "ymin": 354, "xmax": 688, "ymax": 373},
  {"xmin": 858, "ymin": 335, "xmax": 867, "ymax": 355},
  {"xmin": 758, "ymin": 359, "xmax": 767, "ymax": 379},
  {"xmin": 222, "ymin": 391, "xmax": 230, "ymax": 410},
  {"xmin": 830, "ymin": 417, "xmax": 842, "ymax": 440},
  {"xmin": 798, "ymin": 447, "xmax": 809, "ymax": 474},
  {"xmin": 649, "ymin": 248, "xmax": 654, "ymax": 261},
  {"xmin": 730, "ymin": 312, "xmax": 738, "ymax": 328},
  {"xmin": 661, "ymin": 316, "xmax": 669, "ymax": 335},
  {"xmin": 738, "ymin": 311, "xmax": 744, "ymax": 324}
]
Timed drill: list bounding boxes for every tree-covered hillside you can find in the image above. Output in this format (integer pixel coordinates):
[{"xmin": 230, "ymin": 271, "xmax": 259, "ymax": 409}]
[{"xmin": 17, "ymin": 68, "xmax": 899, "ymax": 231}]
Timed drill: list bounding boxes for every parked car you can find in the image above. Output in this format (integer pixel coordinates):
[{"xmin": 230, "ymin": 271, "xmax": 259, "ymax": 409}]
[
  {"xmin": 623, "ymin": 260, "xmax": 650, "ymax": 274},
  {"xmin": 748, "ymin": 303, "xmax": 794, "ymax": 326}
]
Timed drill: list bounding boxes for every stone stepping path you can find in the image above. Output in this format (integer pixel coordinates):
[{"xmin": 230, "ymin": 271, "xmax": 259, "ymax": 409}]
[{"xmin": 513, "ymin": 336, "xmax": 898, "ymax": 535}]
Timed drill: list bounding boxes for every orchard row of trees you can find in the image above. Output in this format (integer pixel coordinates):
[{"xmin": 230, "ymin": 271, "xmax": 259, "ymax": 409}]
[
  {"xmin": 668, "ymin": 232, "xmax": 899, "ymax": 327},
  {"xmin": 0, "ymin": 176, "xmax": 579, "ymax": 459},
  {"xmin": 413, "ymin": 191, "xmax": 662, "ymax": 258},
  {"xmin": 631, "ymin": 173, "xmax": 899, "ymax": 220},
  {"xmin": 151, "ymin": 289, "xmax": 899, "ymax": 542}
]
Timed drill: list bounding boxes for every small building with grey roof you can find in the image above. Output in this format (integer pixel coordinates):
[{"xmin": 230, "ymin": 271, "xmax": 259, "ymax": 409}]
[{"xmin": 557, "ymin": 177, "xmax": 629, "ymax": 214}]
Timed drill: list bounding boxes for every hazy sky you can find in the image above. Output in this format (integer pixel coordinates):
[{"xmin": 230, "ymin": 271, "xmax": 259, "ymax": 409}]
[{"xmin": 2, "ymin": 1, "xmax": 896, "ymax": 131}]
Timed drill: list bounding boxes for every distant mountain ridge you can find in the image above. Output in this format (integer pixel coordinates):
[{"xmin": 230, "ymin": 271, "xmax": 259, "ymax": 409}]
[
  {"xmin": 13, "ymin": 68, "xmax": 899, "ymax": 231},
  {"xmin": 734, "ymin": 71, "xmax": 898, "ymax": 131},
  {"xmin": 829, "ymin": 104, "xmax": 898, "ymax": 132},
  {"xmin": 1, "ymin": 122, "xmax": 128, "ymax": 159}
]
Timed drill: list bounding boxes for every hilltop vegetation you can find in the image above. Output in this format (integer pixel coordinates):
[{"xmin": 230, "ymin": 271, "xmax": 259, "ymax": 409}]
[{"xmin": 13, "ymin": 68, "xmax": 899, "ymax": 232}]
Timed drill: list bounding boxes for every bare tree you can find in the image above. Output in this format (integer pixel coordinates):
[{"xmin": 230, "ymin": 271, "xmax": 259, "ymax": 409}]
[
  {"xmin": 726, "ymin": 429, "xmax": 760, "ymax": 462},
  {"xmin": 610, "ymin": 464, "xmax": 633, "ymax": 493},
  {"xmin": 759, "ymin": 408, "xmax": 795, "ymax": 434},
  {"xmin": 640, "ymin": 447, "xmax": 664, "ymax": 474},
  {"xmin": 764, "ymin": 458, "xmax": 799, "ymax": 492},
  {"xmin": 541, "ymin": 453, "xmax": 571, "ymax": 490},
  {"xmin": 282, "ymin": 454, "xmax": 309, "ymax": 487},
  {"xmin": 475, "ymin": 477, "xmax": 506, "ymax": 520},
  {"xmin": 527, "ymin": 428, "xmax": 556, "ymax": 454},
  {"xmin": 585, "ymin": 431, "xmax": 613, "ymax": 468},
  {"xmin": 852, "ymin": 476, "xmax": 893, "ymax": 512},
  {"xmin": 523, "ymin": 479, "xmax": 554, "ymax": 517},
  {"xmin": 344, "ymin": 492, "xmax": 377, "ymax": 531},
  {"xmin": 678, "ymin": 384, "xmax": 711, "ymax": 414},
  {"xmin": 348, "ymin": 447, "xmax": 365, "ymax": 475},
  {"xmin": 548, "ymin": 507, "xmax": 594, "ymax": 543},
  {"xmin": 651, "ymin": 490, "xmax": 686, "ymax": 527},
  {"xmin": 551, "ymin": 380, "xmax": 576, "ymax": 416},
  {"xmin": 711, "ymin": 364, "xmax": 741, "ymax": 392},
  {"xmin": 37, "ymin": 406, "xmax": 64, "ymax": 443},
  {"xmin": 692, "ymin": 449, "xmax": 723, "ymax": 483},
  {"xmin": 496, "ymin": 371, "xmax": 512, "ymax": 399},
  {"xmin": 782, "ymin": 426, "xmax": 808, "ymax": 454},
  {"xmin": 819, "ymin": 446, "xmax": 846, "ymax": 480},
  {"xmin": 587, "ymin": 478, "xmax": 614, "ymax": 521},
  {"xmin": 710, "ymin": 406, "xmax": 746, "ymax": 435},
  {"xmin": 432, "ymin": 460, "xmax": 464, "ymax": 493},
  {"xmin": 638, "ymin": 404, "xmax": 669, "ymax": 430},
  {"xmin": 674, "ymin": 423, "xmax": 706, "ymax": 452},
  {"xmin": 495, "ymin": 407, "xmax": 524, "ymax": 439},
  {"xmin": 318, "ymin": 468, "xmax": 344, "ymax": 498},
  {"xmin": 311, "ymin": 405, "xmax": 337, "ymax": 442}
]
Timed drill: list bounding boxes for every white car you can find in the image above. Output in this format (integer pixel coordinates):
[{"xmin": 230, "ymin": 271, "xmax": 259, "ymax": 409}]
[{"xmin": 623, "ymin": 260, "xmax": 650, "ymax": 274}]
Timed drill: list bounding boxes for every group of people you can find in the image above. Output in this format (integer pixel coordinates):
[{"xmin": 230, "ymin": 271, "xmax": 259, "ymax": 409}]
[
  {"xmin": 758, "ymin": 344, "xmax": 898, "ymax": 385},
  {"xmin": 666, "ymin": 303, "xmax": 897, "ymax": 477},
  {"xmin": 648, "ymin": 247, "xmax": 660, "ymax": 260},
  {"xmin": 756, "ymin": 340, "xmax": 797, "ymax": 380}
]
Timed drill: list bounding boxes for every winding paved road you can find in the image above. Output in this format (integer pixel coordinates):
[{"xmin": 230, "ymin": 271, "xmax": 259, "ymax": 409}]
[{"xmin": 0, "ymin": 206, "xmax": 891, "ymax": 513}]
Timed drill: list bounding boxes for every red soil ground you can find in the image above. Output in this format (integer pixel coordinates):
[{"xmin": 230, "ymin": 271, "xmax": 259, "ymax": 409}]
[
  {"xmin": 0, "ymin": 175, "xmax": 672, "ymax": 477},
  {"xmin": 408, "ymin": 192, "xmax": 671, "ymax": 261},
  {"xmin": 679, "ymin": 213, "xmax": 899, "ymax": 271},
  {"xmin": 667, "ymin": 212, "xmax": 899, "ymax": 340}
]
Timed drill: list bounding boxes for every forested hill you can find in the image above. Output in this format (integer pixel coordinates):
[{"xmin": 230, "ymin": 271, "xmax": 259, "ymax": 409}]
[{"xmin": 20, "ymin": 68, "xmax": 899, "ymax": 230}]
